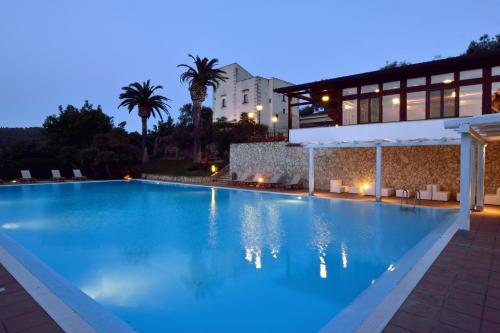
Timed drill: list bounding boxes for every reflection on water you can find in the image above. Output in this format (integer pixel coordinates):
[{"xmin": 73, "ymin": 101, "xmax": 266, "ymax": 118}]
[
  {"xmin": 208, "ymin": 188, "xmax": 217, "ymax": 247},
  {"xmin": 311, "ymin": 215, "xmax": 331, "ymax": 279},
  {"xmin": 341, "ymin": 242, "xmax": 348, "ymax": 269}
]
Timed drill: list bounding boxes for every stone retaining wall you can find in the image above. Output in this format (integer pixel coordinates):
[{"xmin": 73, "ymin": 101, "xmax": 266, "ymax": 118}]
[
  {"xmin": 141, "ymin": 173, "xmax": 214, "ymax": 183},
  {"xmin": 230, "ymin": 141, "xmax": 500, "ymax": 195}
]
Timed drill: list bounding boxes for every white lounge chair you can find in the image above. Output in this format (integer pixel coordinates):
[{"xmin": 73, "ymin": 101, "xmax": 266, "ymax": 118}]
[
  {"xmin": 485, "ymin": 188, "xmax": 500, "ymax": 206},
  {"xmin": 51, "ymin": 169, "xmax": 66, "ymax": 182},
  {"xmin": 284, "ymin": 174, "xmax": 302, "ymax": 189},
  {"xmin": 418, "ymin": 185, "xmax": 433, "ymax": 200},
  {"xmin": 432, "ymin": 185, "xmax": 450, "ymax": 202},
  {"xmin": 18, "ymin": 170, "xmax": 36, "ymax": 183},
  {"xmin": 365, "ymin": 184, "xmax": 395, "ymax": 197},
  {"xmin": 72, "ymin": 169, "xmax": 88, "ymax": 181},
  {"xmin": 330, "ymin": 180, "xmax": 347, "ymax": 193},
  {"xmin": 262, "ymin": 174, "xmax": 283, "ymax": 188}
]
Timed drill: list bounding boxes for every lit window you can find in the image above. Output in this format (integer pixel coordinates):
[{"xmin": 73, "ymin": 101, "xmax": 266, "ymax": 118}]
[
  {"xmin": 430, "ymin": 89, "xmax": 456, "ymax": 118},
  {"xmin": 222, "ymin": 98, "xmax": 226, "ymax": 108},
  {"xmin": 382, "ymin": 94, "xmax": 400, "ymax": 122},
  {"xmin": 360, "ymin": 99, "xmax": 369, "ymax": 123},
  {"xmin": 459, "ymin": 84, "xmax": 482, "ymax": 117},
  {"xmin": 342, "ymin": 100, "xmax": 357, "ymax": 125},
  {"xmin": 460, "ymin": 69, "xmax": 482, "ymax": 80},
  {"xmin": 431, "ymin": 73, "xmax": 454, "ymax": 84},
  {"xmin": 361, "ymin": 84, "xmax": 379, "ymax": 94},
  {"xmin": 359, "ymin": 97, "xmax": 379, "ymax": 123},
  {"xmin": 492, "ymin": 66, "xmax": 500, "ymax": 76},
  {"xmin": 383, "ymin": 81, "xmax": 400, "ymax": 91},
  {"xmin": 342, "ymin": 87, "xmax": 357, "ymax": 96},
  {"xmin": 407, "ymin": 77, "xmax": 425, "ymax": 87},
  {"xmin": 407, "ymin": 92, "xmax": 426, "ymax": 120},
  {"xmin": 491, "ymin": 82, "xmax": 500, "ymax": 113}
]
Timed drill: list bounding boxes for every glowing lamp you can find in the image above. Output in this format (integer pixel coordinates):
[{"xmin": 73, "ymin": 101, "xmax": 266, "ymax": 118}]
[
  {"xmin": 211, "ymin": 165, "xmax": 217, "ymax": 173},
  {"xmin": 392, "ymin": 98, "xmax": 400, "ymax": 105},
  {"xmin": 297, "ymin": 196, "xmax": 303, "ymax": 200},
  {"xmin": 257, "ymin": 177, "xmax": 264, "ymax": 183},
  {"xmin": 272, "ymin": 115, "xmax": 278, "ymax": 123},
  {"xmin": 123, "ymin": 175, "xmax": 132, "ymax": 180},
  {"xmin": 248, "ymin": 112, "xmax": 254, "ymax": 119},
  {"xmin": 321, "ymin": 95, "xmax": 330, "ymax": 102},
  {"xmin": 256, "ymin": 104, "xmax": 263, "ymax": 111},
  {"xmin": 363, "ymin": 183, "xmax": 370, "ymax": 191},
  {"xmin": 11, "ymin": 180, "xmax": 17, "ymax": 184},
  {"xmin": 443, "ymin": 79, "xmax": 453, "ymax": 84}
]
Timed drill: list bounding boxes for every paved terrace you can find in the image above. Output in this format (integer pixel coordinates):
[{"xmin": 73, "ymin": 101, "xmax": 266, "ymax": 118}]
[{"xmin": 1, "ymin": 181, "xmax": 499, "ymax": 332}]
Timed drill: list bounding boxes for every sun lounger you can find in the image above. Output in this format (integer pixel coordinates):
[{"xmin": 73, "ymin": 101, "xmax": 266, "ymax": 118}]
[
  {"xmin": 419, "ymin": 185, "xmax": 433, "ymax": 200},
  {"xmin": 243, "ymin": 174, "xmax": 262, "ymax": 187},
  {"xmin": 485, "ymin": 188, "xmax": 500, "ymax": 206},
  {"xmin": 232, "ymin": 171, "xmax": 250, "ymax": 186},
  {"xmin": 431, "ymin": 185, "xmax": 450, "ymax": 202},
  {"xmin": 330, "ymin": 180, "xmax": 347, "ymax": 193},
  {"xmin": 262, "ymin": 174, "xmax": 283, "ymax": 188},
  {"xmin": 284, "ymin": 174, "xmax": 302, "ymax": 190},
  {"xmin": 72, "ymin": 169, "xmax": 88, "ymax": 181},
  {"xmin": 51, "ymin": 169, "xmax": 66, "ymax": 182},
  {"xmin": 18, "ymin": 170, "xmax": 36, "ymax": 183}
]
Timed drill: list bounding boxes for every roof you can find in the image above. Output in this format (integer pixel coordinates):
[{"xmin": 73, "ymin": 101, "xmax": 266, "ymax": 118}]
[
  {"xmin": 445, "ymin": 113, "xmax": 500, "ymax": 142},
  {"xmin": 275, "ymin": 50, "xmax": 500, "ymax": 94}
]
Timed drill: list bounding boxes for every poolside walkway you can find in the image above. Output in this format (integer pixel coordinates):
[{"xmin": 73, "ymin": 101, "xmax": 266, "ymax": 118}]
[{"xmin": 0, "ymin": 265, "xmax": 63, "ymax": 333}]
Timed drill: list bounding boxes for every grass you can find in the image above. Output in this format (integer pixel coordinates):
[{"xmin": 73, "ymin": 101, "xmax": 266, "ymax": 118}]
[{"xmin": 140, "ymin": 159, "xmax": 211, "ymax": 177}]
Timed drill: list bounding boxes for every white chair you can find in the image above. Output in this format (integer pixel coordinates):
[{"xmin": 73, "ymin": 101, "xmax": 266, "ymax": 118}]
[
  {"xmin": 396, "ymin": 189, "xmax": 415, "ymax": 198},
  {"xmin": 285, "ymin": 174, "xmax": 302, "ymax": 189},
  {"xmin": 262, "ymin": 173, "xmax": 283, "ymax": 188},
  {"xmin": 19, "ymin": 170, "xmax": 36, "ymax": 183},
  {"xmin": 51, "ymin": 169, "xmax": 66, "ymax": 182},
  {"xmin": 348, "ymin": 186, "xmax": 363, "ymax": 195},
  {"xmin": 330, "ymin": 180, "xmax": 347, "ymax": 193},
  {"xmin": 419, "ymin": 185, "xmax": 433, "ymax": 200},
  {"xmin": 72, "ymin": 169, "xmax": 88, "ymax": 181},
  {"xmin": 485, "ymin": 188, "xmax": 500, "ymax": 206},
  {"xmin": 432, "ymin": 185, "xmax": 450, "ymax": 202}
]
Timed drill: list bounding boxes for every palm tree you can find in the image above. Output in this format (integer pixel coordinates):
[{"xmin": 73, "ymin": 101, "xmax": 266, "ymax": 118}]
[
  {"xmin": 119, "ymin": 80, "xmax": 170, "ymax": 164},
  {"xmin": 178, "ymin": 55, "xmax": 226, "ymax": 164}
]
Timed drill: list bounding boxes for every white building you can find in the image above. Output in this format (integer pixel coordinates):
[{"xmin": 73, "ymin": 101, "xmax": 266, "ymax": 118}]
[{"xmin": 212, "ymin": 63, "xmax": 299, "ymax": 133}]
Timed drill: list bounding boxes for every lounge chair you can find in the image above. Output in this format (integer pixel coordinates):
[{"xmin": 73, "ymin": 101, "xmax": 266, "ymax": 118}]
[
  {"xmin": 18, "ymin": 170, "xmax": 36, "ymax": 183},
  {"xmin": 431, "ymin": 185, "xmax": 450, "ymax": 202},
  {"xmin": 365, "ymin": 185, "xmax": 395, "ymax": 197},
  {"xmin": 72, "ymin": 169, "xmax": 88, "ymax": 181},
  {"xmin": 418, "ymin": 185, "xmax": 433, "ymax": 200},
  {"xmin": 262, "ymin": 174, "xmax": 283, "ymax": 188},
  {"xmin": 330, "ymin": 180, "xmax": 347, "ymax": 193},
  {"xmin": 51, "ymin": 170, "xmax": 66, "ymax": 182},
  {"xmin": 284, "ymin": 174, "xmax": 302, "ymax": 190},
  {"xmin": 231, "ymin": 171, "xmax": 251, "ymax": 186},
  {"xmin": 243, "ymin": 174, "xmax": 262, "ymax": 187},
  {"xmin": 485, "ymin": 188, "xmax": 500, "ymax": 206}
]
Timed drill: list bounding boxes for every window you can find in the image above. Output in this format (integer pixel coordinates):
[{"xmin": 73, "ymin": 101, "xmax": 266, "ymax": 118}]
[
  {"xmin": 342, "ymin": 100, "xmax": 357, "ymax": 125},
  {"xmin": 382, "ymin": 95, "xmax": 400, "ymax": 122},
  {"xmin": 493, "ymin": 66, "xmax": 500, "ymax": 76},
  {"xmin": 459, "ymin": 85, "xmax": 482, "ymax": 117},
  {"xmin": 242, "ymin": 93, "xmax": 249, "ymax": 104},
  {"xmin": 222, "ymin": 98, "xmax": 226, "ymax": 108},
  {"xmin": 361, "ymin": 84, "xmax": 379, "ymax": 94},
  {"xmin": 460, "ymin": 69, "xmax": 482, "ymax": 80},
  {"xmin": 282, "ymin": 95, "xmax": 286, "ymax": 102},
  {"xmin": 342, "ymin": 87, "xmax": 357, "ymax": 96},
  {"xmin": 359, "ymin": 97, "xmax": 380, "ymax": 123},
  {"xmin": 407, "ymin": 92, "xmax": 426, "ymax": 120},
  {"xmin": 429, "ymin": 88, "xmax": 456, "ymax": 118},
  {"xmin": 383, "ymin": 81, "xmax": 400, "ymax": 90},
  {"xmin": 282, "ymin": 108, "xmax": 286, "ymax": 115},
  {"xmin": 492, "ymin": 82, "xmax": 500, "ymax": 113},
  {"xmin": 407, "ymin": 77, "xmax": 425, "ymax": 87},
  {"xmin": 431, "ymin": 73, "xmax": 454, "ymax": 84}
]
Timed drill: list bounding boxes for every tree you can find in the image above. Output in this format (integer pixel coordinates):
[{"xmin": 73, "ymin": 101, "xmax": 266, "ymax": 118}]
[
  {"xmin": 380, "ymin": 60, "xmax": 411, "ymax": 70},
  {"xmin": 118, "ymin": 80, "xmax": 170, "ymax": 163},
  {"xmin": 465, "ymin": 34, "xmax": 500, "ymax": 55},
  {"xmin": 178, "ymin": 55, "xmax": 227, "ymax": 164},
  {"xmin": 178, "ymin": 103, "xmax": 213, "ymax": 128}
]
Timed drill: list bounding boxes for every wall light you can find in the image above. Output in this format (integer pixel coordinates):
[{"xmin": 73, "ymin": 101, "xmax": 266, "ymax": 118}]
[
  {"xmin": 258, "ymin": 177, "xmax": 264, "ymax": 183},
  {"xmin": 256, "ymin": 104, "xmax": 263, "ymax": 111},
  {"xmin": 321, "ymin": 95, "xmax": 330, "ymax": 102},
  {"xmin": 363, "ymin": 183, "xmax": 370, "ymax": 191},
  {"xmin": 211, "ymin": 165, "xmax": 217, "ymax": 173},
  {"xmin": 392, "ymin": 98, "xmax": 400, "ymax": 105},
  {"xmin": 443, "ymin": 79, "xmax": 453, "ymax": 84}
]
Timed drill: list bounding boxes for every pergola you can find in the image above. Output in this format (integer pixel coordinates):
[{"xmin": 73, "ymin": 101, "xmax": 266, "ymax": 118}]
[{"xmin": 445, "ymin": 113, "xmax": 500, "ymax": 231}]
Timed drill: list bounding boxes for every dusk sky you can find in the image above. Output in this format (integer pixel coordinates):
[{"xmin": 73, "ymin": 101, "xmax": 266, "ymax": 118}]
[{"xmin": 1, "ymin": 0, "xmax": 498, "ymax": 132}]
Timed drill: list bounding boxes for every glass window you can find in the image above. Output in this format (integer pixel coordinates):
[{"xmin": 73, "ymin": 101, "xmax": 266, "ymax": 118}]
[
  {"xmin": 431, "ymin": 73, "xmax": 454, "ymax": 84},
  {"xmin": 370, "ymin": 97, "xmax": 380, "ymax": 122},
  {"xmin": 243, "ymin": 93, "xmax": 249, "ymax": 103},
  {"xmin": 460, "ymin": 69, "xmax": 482, "ymax": 80},
  {"xmin": 342, "ymin": 100, "xmax": 357, "ymax": 125},
  {"xmin": 222, "ymin": 98, "xmax": 226, "ymax": 107},
  {"xmin": 382, "ymin": 95, "xmax": 400, "ymax": 122},
  {"xmin": 407, "ymin": 77, "xmax": 425, "ymax": 87},
  {"xmin": 459, "ymin": 85, "xmax": 482, "ymax": 117},
  {"xmin": 492, "ymin": 66, "xmax": 500, "ymax": 76},
  {"xmin": 407, "ymin": 92, "xmax": 426, "ymax": 120},
  {"xmin": 383, "ymin": 81, "xmax": 400, "ymax": 90},
  {"xmin": 491, "ymin": 82, "xmax": 500, "ymax": 113},
  {"xmin": 361, "ymin": 84, "xmax": 379, "ymax": 94},
  {"xmin": 443, "ymin": 88, "xmax": 456, "ymax": 117},
  {"xmin": 342, "ymin": 87, "xmax": 357, "ymax": 96},
  {"xmin": 429, "ymin": 90, "xmax": 441, "ymax": 118},
  {"xmin": 359, "ymin": 99, "xmax": 369, "ymax": 123}
]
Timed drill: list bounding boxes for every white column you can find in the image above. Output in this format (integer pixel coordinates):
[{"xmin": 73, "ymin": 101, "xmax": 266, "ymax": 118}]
[
  {"xmin": 476, "ymin": 143, "xmax": 486, "ymax": 210},
  {"xmin": 469, "ymin": 144, "xmax": 476, "ymax": 210},
  {"xmin": 459, "ymin": 132, "xmax": 472, "ymax": 231},
  {"xmin": 308, "ymin": 147, "xmax": 314, "ymax": 195},
  {"xmin": 375, "ymin": 145, "xmax": 382, "ymax": 202}
]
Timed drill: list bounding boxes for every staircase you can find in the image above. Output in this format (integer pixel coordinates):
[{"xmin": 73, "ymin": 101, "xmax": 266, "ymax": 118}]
[{"xmin": 210, "ymin": 165, "xmax": 231, "ymax": 184}]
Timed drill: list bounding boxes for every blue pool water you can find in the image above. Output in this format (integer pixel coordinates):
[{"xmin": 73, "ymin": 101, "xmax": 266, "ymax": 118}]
[{"xmin": 0, "ymin": 181, "xmax": 456, "ymax": 332}]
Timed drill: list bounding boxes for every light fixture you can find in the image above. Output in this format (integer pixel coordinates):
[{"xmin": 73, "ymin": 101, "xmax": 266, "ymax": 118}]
[
  {"xmin": 443, "ymin": 79, "xmax": 453, "ymax": 84},
  {"xmin": 123, "ymin": 175, "xmax": 132, "ymax": 180},
  {"xmin": 363, "ymin": 183, "xmax": 370, "ymax": 191},
  {"xmin": 211, "ymin": 165, "xmax": 217, "ymax": 173},
  {"xmin": 335, "ymin": 124, "xmax": 339, "ymax": 128},
  {"xmin": 272, "ymin": 115, "xmax": 278, "ymax": 123},
  {"xmin": 248, "ymin": 112, "xmax": 254, "ymax": 119},
  {"xmin": 451, "ymin": 91, "xmax": 456, "ymax": 98},
  {"xmin": 375, "ymin": 88, "xmax": 380, "ymax": 93},
  {"xmin": 297, "ymin": 196, "xmax": 303, "ymax": 200},
  {"xmin": 256, "ymin": 104, "xmax": 263, "ymax": 111},
  {"xmin": 321, "ymin": 95, "xmax": 330, "ymax": 102},
  {"xmin": 392, "ymin": 97, "xmax": 400, "ymax": 105},
  {"xmin": 258, "ymin": 177, "xmax": 264, "ymax": 183}
]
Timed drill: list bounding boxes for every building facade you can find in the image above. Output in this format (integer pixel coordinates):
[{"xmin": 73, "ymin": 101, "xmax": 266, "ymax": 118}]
[{"xmin": 212, "ymin": 63, "xmax": 299, "ymax": 133}]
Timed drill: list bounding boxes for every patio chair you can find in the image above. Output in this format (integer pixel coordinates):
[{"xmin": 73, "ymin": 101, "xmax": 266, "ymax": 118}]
[
  {"xmin": 419, "ymin": 184, "xmax": 433, "ymax": 200},
  {"xmin": 262, "ymin": 173, "xmax": 283, "ymax": 188},
  {"xmin": 18, "ymin": 170, "xmax": 36, "ymax": 183},
  {"xmin": 231, "ymin": 171, "xmax": 250, "ymax": 186},
  {"xmin": 51, "ymin": 169, "xmax": 66, "ymax": 182},
  {"xmin": 485, "ymin": 188, "xmax": 500, "ymax": 206},
  {"xmin": 330, "ymin": 180, "xmax": 347, "ymax": 193},
  {"xmin": 72, "ymin": 169, "xmax": 88, "ymax": 181},
  {"xmin": 431, "ymin": 185, "xmax": 450, "ymax": 202},
  {"xmin": 284, "ymin": 174, "xmax": 302, "ymax": 190}
]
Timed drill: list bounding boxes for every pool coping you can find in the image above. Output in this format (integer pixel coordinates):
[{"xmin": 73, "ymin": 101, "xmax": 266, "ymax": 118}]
[{"xmin": 0, "ymin": 180, "xmax": 459, "ymax": 333}]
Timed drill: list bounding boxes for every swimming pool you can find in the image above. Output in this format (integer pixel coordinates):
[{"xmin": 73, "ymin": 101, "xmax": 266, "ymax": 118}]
[{"xmin": 0, "ymin": 181, "xmax": 457, "ymax": 332}]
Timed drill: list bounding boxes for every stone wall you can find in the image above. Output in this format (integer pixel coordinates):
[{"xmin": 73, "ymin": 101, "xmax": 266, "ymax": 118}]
[{"xmin": 230, "ymin": 141, "xmax": 500, "ymax": 195}]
